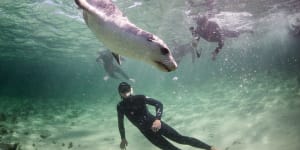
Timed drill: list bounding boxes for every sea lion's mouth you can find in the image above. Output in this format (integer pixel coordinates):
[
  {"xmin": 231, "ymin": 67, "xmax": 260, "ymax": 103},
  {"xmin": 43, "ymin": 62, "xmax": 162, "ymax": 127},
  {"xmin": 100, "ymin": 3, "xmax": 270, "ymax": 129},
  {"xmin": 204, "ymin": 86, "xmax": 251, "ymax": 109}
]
[
  {"xmin": 155, "ymin": 61, "xmax": 176, "ymax": 72},
  {"xmin": 155, "ymin": 61, "xmax": 170, "ymax": 72}
]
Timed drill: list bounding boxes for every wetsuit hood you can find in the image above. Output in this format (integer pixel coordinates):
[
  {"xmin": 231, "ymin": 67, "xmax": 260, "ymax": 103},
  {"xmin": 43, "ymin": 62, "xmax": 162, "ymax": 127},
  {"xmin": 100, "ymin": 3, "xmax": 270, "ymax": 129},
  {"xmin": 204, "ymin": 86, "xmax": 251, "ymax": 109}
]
[{"xmin": 118, "ymin": 82, "xmax": 131, "ymax": 93}]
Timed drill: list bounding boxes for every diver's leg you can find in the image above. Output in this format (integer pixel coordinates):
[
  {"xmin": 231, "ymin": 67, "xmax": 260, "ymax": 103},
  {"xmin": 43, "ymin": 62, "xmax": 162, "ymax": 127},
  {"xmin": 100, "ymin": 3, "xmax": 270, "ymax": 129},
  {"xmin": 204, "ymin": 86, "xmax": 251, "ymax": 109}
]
[
  {"xmin": 159, "ymin": 122, "xmax": 211, "ymax": 150},
  {"xmin": 141, "ymin": 130, "xmax": 180, "ymax": 150}
]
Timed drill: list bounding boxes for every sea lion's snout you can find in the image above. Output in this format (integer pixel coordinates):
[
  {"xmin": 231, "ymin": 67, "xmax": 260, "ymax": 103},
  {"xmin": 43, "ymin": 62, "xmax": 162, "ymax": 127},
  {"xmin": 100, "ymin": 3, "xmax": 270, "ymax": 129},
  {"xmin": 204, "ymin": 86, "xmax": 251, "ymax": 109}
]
[
  {"xmin": 153, "ymin": 47, "xmax": 178, "ymax": 72},
  {"xmin": 155, "ymin": 61, "xmax": 177, "ymax": 72}
]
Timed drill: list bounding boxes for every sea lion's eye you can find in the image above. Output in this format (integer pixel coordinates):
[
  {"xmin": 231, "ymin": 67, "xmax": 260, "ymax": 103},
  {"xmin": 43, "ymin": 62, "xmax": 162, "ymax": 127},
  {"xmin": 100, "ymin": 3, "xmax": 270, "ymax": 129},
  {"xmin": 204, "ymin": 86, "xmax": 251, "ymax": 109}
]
[{"xmin": 160, "ymin": 47, "xmax": 170, "ymax": 55}]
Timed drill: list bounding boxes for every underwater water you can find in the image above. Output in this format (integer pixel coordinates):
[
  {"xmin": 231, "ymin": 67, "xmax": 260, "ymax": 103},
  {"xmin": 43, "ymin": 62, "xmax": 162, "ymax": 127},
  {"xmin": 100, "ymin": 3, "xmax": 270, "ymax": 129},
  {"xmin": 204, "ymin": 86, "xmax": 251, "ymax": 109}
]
[{"xmin": 0, "ymin": 0, "xmax": 300, "ymax": 150}]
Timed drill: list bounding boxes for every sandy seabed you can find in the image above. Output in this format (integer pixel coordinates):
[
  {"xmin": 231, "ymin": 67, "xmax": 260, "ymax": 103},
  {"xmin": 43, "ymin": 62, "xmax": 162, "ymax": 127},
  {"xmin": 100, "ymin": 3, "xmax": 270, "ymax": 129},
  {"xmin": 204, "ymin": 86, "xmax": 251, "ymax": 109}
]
[{"xmin": 1, "ymin": 72, "xmax": 300, "ymax": 150}]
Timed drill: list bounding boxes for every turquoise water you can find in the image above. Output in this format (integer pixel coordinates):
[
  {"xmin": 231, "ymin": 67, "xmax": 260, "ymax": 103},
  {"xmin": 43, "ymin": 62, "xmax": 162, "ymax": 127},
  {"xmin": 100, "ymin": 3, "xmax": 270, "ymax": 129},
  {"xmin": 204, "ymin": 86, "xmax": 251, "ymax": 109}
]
[{"xmin": 1, "ymin": 0, "xmax": 300, "ymax": 150}]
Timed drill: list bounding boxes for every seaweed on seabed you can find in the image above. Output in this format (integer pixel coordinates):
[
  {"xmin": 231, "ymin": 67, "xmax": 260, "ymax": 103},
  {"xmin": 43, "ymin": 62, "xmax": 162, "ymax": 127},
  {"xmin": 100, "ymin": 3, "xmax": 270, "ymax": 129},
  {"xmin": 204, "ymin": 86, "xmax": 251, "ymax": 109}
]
[
  {"xmin": 0, "ymin": 143, "xmax": 19, "ymax": 150},
  {"xmin": 297, "ymin": 75, "xmax": 300, "ymax": 88},
  {"xmin": 0, "ymin": 113, "xmax": 6, "ymax": 122},
  {"xmin": 0, "ymin": 113, "xmax": 9, "ymax": 136}
]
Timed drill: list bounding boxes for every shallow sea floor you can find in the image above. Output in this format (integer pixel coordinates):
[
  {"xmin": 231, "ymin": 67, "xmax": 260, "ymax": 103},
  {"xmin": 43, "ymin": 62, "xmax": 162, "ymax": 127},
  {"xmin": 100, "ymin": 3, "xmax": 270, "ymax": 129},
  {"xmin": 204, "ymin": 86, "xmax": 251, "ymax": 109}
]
[{"xmin": 0, "ymin": 71, "xmax": 299, "ymax": 150}]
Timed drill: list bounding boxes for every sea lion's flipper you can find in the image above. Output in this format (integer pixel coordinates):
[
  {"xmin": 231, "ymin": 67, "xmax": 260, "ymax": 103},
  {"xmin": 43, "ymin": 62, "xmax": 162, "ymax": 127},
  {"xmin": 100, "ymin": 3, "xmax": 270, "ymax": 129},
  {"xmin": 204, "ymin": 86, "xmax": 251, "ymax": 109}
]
[
  {"xmin": 112, "ymin": 52, "xmax": 121, "ymax": 65},
  {"xmin": 75, "ymin": 0, "xmax": 122, "ymax": 17}
]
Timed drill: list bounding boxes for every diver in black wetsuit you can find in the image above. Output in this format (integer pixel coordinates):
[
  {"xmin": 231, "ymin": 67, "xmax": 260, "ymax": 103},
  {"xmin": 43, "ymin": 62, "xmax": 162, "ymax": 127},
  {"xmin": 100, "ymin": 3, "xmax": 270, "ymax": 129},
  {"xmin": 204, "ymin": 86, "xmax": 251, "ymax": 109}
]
[{"xmin": 117, "ymin": 82, "xmax": 217, "ymax": 150}]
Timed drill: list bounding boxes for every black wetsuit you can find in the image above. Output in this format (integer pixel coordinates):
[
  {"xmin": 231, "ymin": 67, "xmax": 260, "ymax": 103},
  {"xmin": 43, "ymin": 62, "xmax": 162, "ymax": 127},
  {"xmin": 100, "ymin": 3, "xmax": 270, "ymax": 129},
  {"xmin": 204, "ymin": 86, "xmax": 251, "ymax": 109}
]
[{"xmin": 117, "ymin": 95, "xmax": 211, "ymax": 150}]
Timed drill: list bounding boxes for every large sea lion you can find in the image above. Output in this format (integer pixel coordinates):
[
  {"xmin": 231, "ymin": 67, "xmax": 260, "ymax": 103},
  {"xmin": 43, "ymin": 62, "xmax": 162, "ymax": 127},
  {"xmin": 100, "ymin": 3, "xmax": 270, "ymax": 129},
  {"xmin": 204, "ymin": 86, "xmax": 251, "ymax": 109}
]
[{"xmin": 75, "ymin": 0, "xmax": 177, "ymax": 72}]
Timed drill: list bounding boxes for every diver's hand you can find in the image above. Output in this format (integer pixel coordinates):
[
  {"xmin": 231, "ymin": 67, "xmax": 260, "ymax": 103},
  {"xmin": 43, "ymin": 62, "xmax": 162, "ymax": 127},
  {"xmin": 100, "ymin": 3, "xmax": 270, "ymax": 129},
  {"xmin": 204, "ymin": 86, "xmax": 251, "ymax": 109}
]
[
  {"xmin": 120, "ymin": 139, "xmax": 128, "ymax": 150},
  {"xmin": 151, "ymin": 119, "xmax": 161, "ymax": 132}
]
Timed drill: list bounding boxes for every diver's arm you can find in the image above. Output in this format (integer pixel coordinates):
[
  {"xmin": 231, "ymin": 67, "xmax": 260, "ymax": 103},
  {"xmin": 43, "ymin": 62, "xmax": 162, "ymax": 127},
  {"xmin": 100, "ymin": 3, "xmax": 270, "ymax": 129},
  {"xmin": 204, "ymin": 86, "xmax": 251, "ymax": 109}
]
[
  {"xmin": 145, "ymin": 97, "xmax": 163, "ymax": 132},
  {"xmin": 216, "ymin": 37, "xmax": 224, "ymax": 53},
  {"xmin": 211, "ymin": 26, "xmax": 224, "ymax": 60},
  {"xmin": 208, "ymin": 21, "xmax": 224, "ymax": 53},
  {"xmin": 117, "ymin": 104, "xmax": 128, "ymax": 149},
  {"xmin": 117, "ymin": 104, "xmax": 126, "ymax": 140},
  {"xmin": 145, "ymin": 97, "xmax": 163, "ymax": 120}
]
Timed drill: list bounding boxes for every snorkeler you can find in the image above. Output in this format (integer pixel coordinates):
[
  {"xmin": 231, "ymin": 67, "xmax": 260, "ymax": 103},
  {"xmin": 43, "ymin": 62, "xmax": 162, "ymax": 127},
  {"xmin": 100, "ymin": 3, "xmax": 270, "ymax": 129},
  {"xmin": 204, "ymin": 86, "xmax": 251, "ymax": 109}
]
[
  {"xmin": 172, "ymin": 40, "xmax": 201, "ymax": 64},
  {"xmin": 96, "ymin": 50, "xmax": 134, "ymax": 82},
  {"xmin": 189, "ymin": 15, "xmax": 253, "ymax": 60},
  {"xmin": 117, "ymin": 82, "xmax": 217, "ymax": 150}
]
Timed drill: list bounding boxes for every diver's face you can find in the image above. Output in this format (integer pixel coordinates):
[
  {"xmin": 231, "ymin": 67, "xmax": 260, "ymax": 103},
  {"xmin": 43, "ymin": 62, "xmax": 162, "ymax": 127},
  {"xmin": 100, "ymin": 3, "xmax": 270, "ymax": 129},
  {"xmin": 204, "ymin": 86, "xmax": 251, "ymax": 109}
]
[
  {"xmin": 120, "ymin": 91, "xmax": 131, "ymax": 98},
  {"xmin": 119, "ymin": 87, "xmax": 132, "ymax": 99}
]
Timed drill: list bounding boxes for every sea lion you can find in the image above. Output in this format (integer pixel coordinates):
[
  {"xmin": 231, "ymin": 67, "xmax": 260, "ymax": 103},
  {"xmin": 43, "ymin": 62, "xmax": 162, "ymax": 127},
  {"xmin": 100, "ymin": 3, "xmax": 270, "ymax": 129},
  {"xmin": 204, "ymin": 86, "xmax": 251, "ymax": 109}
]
[{"xmin": 75, "ymin": 0, "xmax": 177, "ymax": 72}]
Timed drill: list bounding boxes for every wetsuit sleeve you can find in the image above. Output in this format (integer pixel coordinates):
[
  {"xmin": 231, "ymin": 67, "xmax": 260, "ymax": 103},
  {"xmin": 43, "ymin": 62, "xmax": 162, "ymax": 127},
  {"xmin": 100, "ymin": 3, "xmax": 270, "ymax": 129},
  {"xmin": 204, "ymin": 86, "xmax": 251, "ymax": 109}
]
[
  {"xmin": 145, "ymin": 97, "xmax": 163, "ymax": 120},
  {"xmin": 117, "ymin": 103, "xmax": 126, "ymax": 139}
]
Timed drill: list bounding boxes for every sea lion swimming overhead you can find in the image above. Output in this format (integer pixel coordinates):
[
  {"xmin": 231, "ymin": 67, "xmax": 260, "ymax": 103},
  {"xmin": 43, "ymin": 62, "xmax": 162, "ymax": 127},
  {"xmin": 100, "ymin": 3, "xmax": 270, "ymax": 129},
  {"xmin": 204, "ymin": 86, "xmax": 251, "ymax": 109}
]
[{"xmin": 75, "ymin": 0, "xmax": 178, "ymax": 72}]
